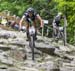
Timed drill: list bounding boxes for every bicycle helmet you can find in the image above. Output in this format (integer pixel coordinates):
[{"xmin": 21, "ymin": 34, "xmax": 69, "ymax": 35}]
[
  {"xmin": 58, "ymin": 12, "xmax": 62, "ymax": 16},
  {"xmin": 27, "ymin": 7, "xmax": 34, "ymax": 14}
]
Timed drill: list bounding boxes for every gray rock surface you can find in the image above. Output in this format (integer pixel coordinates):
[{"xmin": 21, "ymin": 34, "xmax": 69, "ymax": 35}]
[{"xmin": 0, "ymin": 28, "xmax": 75, "ymax": 71}]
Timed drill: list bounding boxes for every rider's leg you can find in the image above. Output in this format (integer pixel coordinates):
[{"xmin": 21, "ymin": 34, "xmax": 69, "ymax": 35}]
[
  {"xmin": 56, "ymin": 26, "xmax": 59, "ymax": 38},
  {"xmin": 53, "ymin": 22, "xmax": 57, "ymax": 37},
  {"xmin": 53, "ymin": 26, "xmax": 57, "ymax": 37},
  {"xmin": 33, "ymin": 21, "xmax": 37, "ymax": 40},
  {"xmin": 55, "ymin": 21, "xmax": 60, "ymax": 37},
  {"xmin": 56, "ymin": 21, "xmax": 60, "ymax": 38},
  {"xmin": 26, "ymin": 22, "xmax": 30, "ymax": 41}
]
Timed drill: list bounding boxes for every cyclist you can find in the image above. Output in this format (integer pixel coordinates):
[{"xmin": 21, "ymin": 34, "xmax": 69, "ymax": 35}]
[
  {"xmin": 52, "ymin": 12, "xmax": 64, "ymax": 37},
  {"xmin": 19, "ymin": 7, "xmax": 43, "ymax": 41}
]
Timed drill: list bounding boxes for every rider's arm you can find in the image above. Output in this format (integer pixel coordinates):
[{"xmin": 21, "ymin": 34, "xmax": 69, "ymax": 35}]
[
  {"xmin": 19, "ymin": 15, "xmax": 25, "ymax": 30},
  {"xmin": 36, "ymin": 14, "xmax": 43, "ymax": 28},
  {"xmin": 52, "ymin": 19, "xmax": 56, "ymax": 26},
  {"xmin": 52, "ymin": 16, "xmax": 58, "ymax": 28}
]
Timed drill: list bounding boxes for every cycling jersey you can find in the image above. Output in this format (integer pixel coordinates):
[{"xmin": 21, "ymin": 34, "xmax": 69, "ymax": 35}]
[
  {"xmin": 23, "ymin": 12, "xmax": 38, "ymax": 23},
  {"xmin": 54, "ymin": 15, "xmax": 62, "ymax": 26}
]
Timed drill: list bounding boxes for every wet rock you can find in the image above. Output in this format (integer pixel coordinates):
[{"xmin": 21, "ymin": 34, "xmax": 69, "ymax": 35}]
[
  {"xmin": 35, "ymin": 42, "xmax": 55, "ymax": 55},
  {"xmin": 0, "ymin": 69, "xmax": 7, "ymax": 71},
  {"xmin": 0, "ymin": 51, "xmax": 13, "ymax": 65},
  {"xmin": 9, "ymin": 48, "xmax": 27, "ymax": 61},
  {"xmin": 0, "ymin": 65, "xmax": 7, "ymax": 69},
  {"xmin": 8, "ymin": 67, "xmax": 19, "ymax": 71},
  {"xmin": 9, "ymin": 41, "xmax": 25, "ymax": 47},
  {"xmin": 61, "ymin": 63, "xmax": 75, "ymax": 71},
  {"xmin": 0, "ymin": 55, "xmax": 13, "ymax": 65},
  {"xmin": 0, "ymin": 30, "xmax": 17, "ymax": 39},
  {"xmin": 37, "ymin": 61, "xmax": 54, "ymax": 71},
  {"xmin": 0, "ymin": 39, "xmax": 8, "ymax": 44},
  {"xmin": 0, "ymin": 28, "xmax": 75, "ymax": 71},
  {"xmin": 0, "ymin": 44, "xmax": 11, "ymax": 51}
]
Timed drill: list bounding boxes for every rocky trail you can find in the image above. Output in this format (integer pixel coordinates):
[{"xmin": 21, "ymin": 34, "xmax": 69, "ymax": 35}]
[{"xmin": 0, "ymin": 28, "xmax": 75, "ymax": 71}]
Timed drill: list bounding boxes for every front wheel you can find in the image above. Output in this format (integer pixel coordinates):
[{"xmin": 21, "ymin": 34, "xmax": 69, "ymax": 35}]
[
  {"xmin": 29, "ymin": 36, "xmax": 35, "ymax": 60},
  {"xmin": 61, "ymin": 32, "xmax": 65, "ymax": 46}
]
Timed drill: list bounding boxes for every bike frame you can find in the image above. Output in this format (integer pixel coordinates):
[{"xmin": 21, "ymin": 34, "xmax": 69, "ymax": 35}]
[
  {"xmin": 29, "ymin": 25, "xmax": 36, "ymax": 60},
  {"xmin": 53, "ymin": 26, "xmax": 65, "ymax": 45}
]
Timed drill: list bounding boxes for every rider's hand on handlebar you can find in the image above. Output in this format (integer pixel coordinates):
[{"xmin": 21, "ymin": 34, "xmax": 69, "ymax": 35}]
[
  {"xmin": 40, "ymin": 24, "xmax": 44, "ymax": 28},
  {"xmin": 38, "ymin": 26, "xmax": 43, "ymax": 30}
]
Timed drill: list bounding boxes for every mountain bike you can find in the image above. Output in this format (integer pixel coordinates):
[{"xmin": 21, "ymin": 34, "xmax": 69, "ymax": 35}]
[
  {"xmin": 28, "ymin": 19, "xmax": 36, "ymax": 60},
  {"xmin": 53, "ymin": 26, "xmax": 65, "ymax": 45}
]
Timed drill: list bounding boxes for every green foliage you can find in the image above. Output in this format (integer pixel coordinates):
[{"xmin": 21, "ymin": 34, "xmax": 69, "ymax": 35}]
[{"xmin": 0, "ymin": 0, "xmax": 75, "ymax": 44}]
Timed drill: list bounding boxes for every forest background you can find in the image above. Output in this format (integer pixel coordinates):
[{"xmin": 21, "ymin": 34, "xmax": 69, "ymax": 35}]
[{"xmin": 0, "ymin": 0, "xmax": 75, "ymax": 45}]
